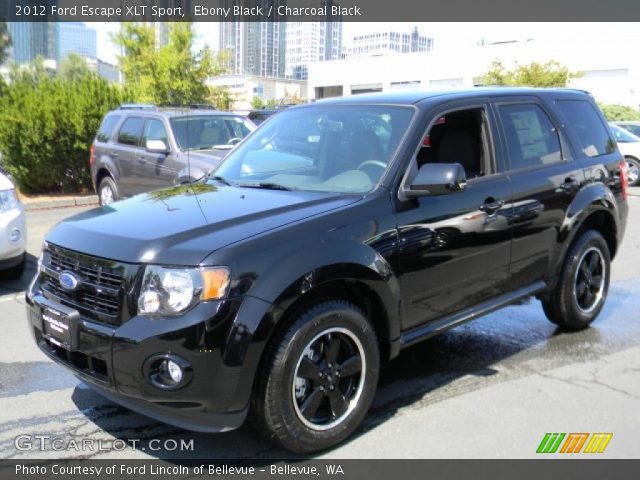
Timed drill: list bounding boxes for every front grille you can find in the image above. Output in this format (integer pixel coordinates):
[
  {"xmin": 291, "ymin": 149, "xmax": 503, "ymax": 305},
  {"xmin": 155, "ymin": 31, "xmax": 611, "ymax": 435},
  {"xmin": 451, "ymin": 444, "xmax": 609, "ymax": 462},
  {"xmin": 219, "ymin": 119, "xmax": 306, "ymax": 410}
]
[{"xmin": 40, "ymin": 244, "xmax": 129, "ymax": 325}]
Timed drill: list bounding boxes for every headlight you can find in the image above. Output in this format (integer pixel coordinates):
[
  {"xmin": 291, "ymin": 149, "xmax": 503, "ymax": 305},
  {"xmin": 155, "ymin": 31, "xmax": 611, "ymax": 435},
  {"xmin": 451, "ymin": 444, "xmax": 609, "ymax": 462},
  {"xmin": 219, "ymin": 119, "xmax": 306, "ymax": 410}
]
[
  {"xmin": 0, "ymin": 188, "xmax": 17, "ymax": 212},
  {"xmin": 138, "ymin": 266, "xmax": 230, "ymax": 316}
]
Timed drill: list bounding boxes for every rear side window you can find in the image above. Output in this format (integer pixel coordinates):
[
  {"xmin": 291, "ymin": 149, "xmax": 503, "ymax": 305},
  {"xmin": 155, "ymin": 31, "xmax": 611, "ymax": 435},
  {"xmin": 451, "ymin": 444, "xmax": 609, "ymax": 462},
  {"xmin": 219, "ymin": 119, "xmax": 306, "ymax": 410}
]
[
  {"xmin": 96, "ymin": 115, "xmax": 121, "ymax": 143},
  {"xmin": 498, "ymin": 103, "xmax": 562, "ymax": 170},
  {"xmin": 117, "ymin": 117, "xmax": 144, "ymax": 146},
  {"xmin": 555, "ymin": 100, "xmax": 615, "ymax": 157}
]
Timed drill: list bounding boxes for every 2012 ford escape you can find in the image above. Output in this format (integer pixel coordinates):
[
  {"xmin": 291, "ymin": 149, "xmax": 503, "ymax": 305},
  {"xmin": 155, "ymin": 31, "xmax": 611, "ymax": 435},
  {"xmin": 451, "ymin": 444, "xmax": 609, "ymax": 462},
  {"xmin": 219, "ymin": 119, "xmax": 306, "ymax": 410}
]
[{"xmin": 27, "ymin": 88, "xmax": 628, "ymax": 453}]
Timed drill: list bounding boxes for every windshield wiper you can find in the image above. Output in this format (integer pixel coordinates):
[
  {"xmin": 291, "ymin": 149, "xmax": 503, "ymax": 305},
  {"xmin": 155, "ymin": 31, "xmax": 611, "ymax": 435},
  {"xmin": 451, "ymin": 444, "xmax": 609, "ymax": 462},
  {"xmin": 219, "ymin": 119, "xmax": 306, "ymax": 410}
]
[
  {"xmin": 235, "ymin": 182, "xmax": 294, "ymax": 191},
  {"xmin": 207, "ymin": 174, "xmax": 233, "ymax": 186}
]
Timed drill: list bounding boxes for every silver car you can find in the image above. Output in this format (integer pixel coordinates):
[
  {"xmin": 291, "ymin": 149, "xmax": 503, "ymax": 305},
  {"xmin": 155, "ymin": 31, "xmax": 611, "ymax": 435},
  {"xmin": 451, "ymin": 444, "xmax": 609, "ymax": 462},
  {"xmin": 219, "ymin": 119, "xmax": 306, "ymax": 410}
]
[{"xmin": 0, "ymin": 172, "xmax": 27, "ymax": 279}]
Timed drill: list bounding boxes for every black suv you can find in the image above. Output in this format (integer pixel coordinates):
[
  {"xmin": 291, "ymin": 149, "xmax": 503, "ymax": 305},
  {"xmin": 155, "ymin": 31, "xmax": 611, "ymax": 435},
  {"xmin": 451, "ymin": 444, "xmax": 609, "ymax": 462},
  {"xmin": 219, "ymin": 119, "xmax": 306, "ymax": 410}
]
[
  {"xmin": 28, "ymin": 88, "xmax": 628, "ymax": 453},
  {"xmin": 91, "ymin": 107, "xmax": 255, "ymax": 205}
]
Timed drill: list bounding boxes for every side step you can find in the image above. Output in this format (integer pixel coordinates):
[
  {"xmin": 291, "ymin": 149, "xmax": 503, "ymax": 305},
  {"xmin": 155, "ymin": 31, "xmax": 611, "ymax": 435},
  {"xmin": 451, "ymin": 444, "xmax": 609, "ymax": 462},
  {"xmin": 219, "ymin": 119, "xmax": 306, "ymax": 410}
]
[{"xmin": 400, "ymin": 281, "xmax": 547, "ymax": 348}]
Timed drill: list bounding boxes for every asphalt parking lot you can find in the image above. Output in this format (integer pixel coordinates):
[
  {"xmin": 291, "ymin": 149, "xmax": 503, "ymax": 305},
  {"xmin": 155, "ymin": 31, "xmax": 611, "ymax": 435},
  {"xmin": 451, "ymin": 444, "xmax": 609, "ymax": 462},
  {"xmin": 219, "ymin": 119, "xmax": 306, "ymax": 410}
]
[{"xmin": 1, "ymin": 190, "xmax": 639, "ymax": 459}]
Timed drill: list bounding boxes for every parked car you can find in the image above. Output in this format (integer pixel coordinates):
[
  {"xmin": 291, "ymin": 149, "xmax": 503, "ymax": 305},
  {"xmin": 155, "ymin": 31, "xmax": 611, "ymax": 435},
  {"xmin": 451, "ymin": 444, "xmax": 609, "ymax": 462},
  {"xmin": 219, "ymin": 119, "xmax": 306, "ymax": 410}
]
[
  {"xmin": 91, "ymin": 107, "xmax": 256, "ymax": 205},
  {"xmin": 613, "ymin": 120, "xmax": 640, "ymax": 137},
  {"xmin": 0, "ymin": 172, "xmax": 26, "ymax": 279},
  {"xmin": 247, "ymin": 108, "xmax": 280, "ymax": 125},
  {"xmin": 28, "ymin": 88, "xmax": 627, "ymax": 453},
  {"xmin": 609, "ymin": 123, "xmax": 640, "ymax": 186}
]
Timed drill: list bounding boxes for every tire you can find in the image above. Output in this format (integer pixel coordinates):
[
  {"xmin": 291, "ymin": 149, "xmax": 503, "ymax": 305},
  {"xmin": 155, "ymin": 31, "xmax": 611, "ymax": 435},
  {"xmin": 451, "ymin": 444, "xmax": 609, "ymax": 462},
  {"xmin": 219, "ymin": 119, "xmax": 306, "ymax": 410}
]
[
  {"xmin": 542, "ymin": 230, "xmax": 610, "ymax": 330},
  {"xmin": 98, "ymin": 176, "xmax": 119, "ymax": 206},
  {"xmin": 625, "ymin": 157, "xmax": 640, "ymax": 187},
  {"xmin": 252, "ymin": 300, "xmax": 380, "ymax": 454},
  {"xmin": 1, "ymin": 252, "xmax": 26, "ymax": 280}
]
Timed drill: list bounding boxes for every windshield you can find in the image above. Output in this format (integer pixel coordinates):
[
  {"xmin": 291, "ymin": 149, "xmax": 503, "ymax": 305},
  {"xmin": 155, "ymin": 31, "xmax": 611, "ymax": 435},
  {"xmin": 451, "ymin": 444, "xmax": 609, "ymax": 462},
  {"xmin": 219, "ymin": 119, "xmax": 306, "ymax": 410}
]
[
  {"xmin": 610, "ymin": 123, "xmax": 640, "ymax": 143},
  {"xmin": 213, "ymin": 105, "xmax": 414, "ymax": 194},
  {"xmin": 170, "ymin": 115, "xmax": 255, "ymax": 150}
]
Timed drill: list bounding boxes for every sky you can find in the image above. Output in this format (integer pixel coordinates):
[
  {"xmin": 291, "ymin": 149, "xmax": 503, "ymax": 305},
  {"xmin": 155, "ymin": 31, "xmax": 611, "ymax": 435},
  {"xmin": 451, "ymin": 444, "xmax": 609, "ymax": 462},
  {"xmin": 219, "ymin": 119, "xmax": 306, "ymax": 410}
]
[{"xmin": 91, "ymin": 22, "xmax": 640, "ymax": 65}]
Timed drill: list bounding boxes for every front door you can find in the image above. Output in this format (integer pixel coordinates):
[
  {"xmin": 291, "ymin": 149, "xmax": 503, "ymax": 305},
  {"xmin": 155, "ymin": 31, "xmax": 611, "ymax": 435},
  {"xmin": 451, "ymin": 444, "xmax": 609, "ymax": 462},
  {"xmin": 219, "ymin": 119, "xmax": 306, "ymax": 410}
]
[{"xmin": 395, "ymin": 103, "xmax": 513, "ymax": 330}]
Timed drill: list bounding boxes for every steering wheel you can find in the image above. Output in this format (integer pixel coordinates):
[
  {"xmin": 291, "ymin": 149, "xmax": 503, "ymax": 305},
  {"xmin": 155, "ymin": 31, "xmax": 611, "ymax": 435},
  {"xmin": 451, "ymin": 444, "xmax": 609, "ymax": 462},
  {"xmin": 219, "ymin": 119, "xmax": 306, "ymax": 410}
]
[
  {"xmin": 357, "ymin": 160, "xmax": 387, "ymax": 178},
  {"xmin": 227, "ymin": 137, "xmax": 242, "ymax": 145}
]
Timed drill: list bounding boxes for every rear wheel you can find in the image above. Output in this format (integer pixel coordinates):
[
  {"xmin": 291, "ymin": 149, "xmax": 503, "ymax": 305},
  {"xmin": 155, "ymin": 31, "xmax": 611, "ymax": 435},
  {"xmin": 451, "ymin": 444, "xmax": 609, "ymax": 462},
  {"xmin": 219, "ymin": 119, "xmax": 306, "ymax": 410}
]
[
  {"xmin": 98, "ymin": 176, "xmax": 119, "ymax": 206},
  {"xmin": 252, "ymin": 300, "xmax": 380, "ymax": 454},
  {"xmin": 542, "ymin": 230, "xmax": 610, "ymax": 330}
]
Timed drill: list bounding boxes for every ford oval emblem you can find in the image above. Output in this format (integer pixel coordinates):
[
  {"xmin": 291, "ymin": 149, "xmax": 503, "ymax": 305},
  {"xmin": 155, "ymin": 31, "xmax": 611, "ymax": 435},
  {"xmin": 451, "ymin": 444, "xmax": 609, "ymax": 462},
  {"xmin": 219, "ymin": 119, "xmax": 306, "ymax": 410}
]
[{"xmin": 59, "ymin": 272, "xmax": 80, "ymax": 291}]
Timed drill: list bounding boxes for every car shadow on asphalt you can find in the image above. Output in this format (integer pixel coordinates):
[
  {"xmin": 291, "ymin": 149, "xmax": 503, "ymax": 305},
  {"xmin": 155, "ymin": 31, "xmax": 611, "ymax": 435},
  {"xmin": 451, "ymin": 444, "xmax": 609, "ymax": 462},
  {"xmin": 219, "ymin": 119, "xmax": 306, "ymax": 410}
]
[
  {"xmin": 69, "ymin": 289, "xmax": 636, "ymax": 461},
  {"xmin": 0, "ymin": 253, "xmax": 38, "ymax": 294}
]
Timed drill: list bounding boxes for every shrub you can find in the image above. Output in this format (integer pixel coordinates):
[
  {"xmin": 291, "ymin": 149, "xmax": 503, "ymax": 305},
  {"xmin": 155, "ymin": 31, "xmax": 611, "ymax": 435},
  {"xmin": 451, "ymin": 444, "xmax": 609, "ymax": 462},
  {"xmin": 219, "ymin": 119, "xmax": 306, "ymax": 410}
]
[
  {"xmin": 598, "ymin": 103, "xmax": 640, "ymax": 121},
  {"xmin": 0, "ymin": 73, "xmax": 126, "ymax": 193}
]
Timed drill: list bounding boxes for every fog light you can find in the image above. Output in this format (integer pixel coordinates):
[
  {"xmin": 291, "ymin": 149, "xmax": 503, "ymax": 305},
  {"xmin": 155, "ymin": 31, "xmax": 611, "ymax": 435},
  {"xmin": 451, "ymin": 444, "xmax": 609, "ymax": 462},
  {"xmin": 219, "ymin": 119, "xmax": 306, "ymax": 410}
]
[
  {"xmin": 165, "ymin": 360, "xmax": 183, "ymax": 383},
  {"xmin": 143, "ymin": 354, "xmax": 192, "ymax": 390},
  {"xmin": 9, "ymin": 227, "xmax": 21, "ymax": 244}
]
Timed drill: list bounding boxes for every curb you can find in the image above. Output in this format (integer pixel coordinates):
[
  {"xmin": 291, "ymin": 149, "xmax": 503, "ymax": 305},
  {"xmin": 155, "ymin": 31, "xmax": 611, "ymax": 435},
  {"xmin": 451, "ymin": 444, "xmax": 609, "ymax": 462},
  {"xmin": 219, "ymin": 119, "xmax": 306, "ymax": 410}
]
[{"xmin": 23, "ymin": 195, "xmax": 99, "ymax": 211}]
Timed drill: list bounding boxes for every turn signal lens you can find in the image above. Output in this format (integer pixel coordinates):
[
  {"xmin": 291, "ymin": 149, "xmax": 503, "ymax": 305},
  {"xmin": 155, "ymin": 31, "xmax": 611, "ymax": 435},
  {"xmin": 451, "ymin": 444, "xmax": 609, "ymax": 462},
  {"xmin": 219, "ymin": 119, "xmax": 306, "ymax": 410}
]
[{"xmin": 200, "ymin": 267, "xmax": 231, "ymax": 301}]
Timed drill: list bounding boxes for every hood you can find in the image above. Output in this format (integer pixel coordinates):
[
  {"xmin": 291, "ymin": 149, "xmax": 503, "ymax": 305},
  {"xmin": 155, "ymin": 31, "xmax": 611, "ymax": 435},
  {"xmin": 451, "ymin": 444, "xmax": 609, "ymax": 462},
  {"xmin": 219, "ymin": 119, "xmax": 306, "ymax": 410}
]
[{"xmin": 45, "ymin": 183, "xmax": 360, "ymax": 265}]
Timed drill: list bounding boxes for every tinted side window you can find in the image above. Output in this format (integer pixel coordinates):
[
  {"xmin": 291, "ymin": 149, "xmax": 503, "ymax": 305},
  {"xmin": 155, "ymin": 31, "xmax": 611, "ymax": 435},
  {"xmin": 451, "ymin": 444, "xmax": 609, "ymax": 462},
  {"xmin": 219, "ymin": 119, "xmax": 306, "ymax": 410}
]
[
  {"xmin": 117, "ymin": 117, "xmax": 144, "ymax": 146},
  {"xmin": 498, "ymin": 103, "xmax": 562, "ymax": 170},
  {"xmin": 556, "ymin": 100, "xmax": 615, "ymax": 157},
  {"xmin": 141, "ymin": 119, "xmax": 169, "ymax": 146},
  {"xmin": 96, "ymin": 115, "xmax": 121, "ymax": 143}
]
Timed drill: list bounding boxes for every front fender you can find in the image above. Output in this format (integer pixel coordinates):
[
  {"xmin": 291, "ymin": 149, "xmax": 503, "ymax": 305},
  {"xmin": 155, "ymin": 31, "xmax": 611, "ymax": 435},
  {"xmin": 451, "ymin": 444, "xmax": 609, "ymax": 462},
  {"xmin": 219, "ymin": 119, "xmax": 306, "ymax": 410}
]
[{"xmin": 218, "ymin": 240, "xmax": 401, "ymax": 410}]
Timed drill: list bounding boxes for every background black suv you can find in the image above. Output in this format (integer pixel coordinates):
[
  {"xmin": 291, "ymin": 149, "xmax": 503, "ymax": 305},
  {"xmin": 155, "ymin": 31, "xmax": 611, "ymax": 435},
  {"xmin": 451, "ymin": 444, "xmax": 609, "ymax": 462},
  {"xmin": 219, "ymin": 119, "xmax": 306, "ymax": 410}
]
[
  {"xmin": 90, "ymin": 106, "xmax": 255, "ymax": 205},
  {"xmin": 29, "ymin": 88, "xmax": 628, "ymax": 454}
]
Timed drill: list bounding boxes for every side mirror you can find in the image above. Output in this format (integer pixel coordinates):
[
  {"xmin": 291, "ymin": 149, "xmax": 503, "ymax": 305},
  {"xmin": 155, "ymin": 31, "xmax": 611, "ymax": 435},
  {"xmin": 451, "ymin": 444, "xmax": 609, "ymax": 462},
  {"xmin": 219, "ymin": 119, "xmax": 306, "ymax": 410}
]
[
  {"xmin": 408, "ymin": 163, "xmax": 467, "ymax": 197},
  {"xmin": 146, "ymin": 139, "xmax": 169, "ymax": 154}
]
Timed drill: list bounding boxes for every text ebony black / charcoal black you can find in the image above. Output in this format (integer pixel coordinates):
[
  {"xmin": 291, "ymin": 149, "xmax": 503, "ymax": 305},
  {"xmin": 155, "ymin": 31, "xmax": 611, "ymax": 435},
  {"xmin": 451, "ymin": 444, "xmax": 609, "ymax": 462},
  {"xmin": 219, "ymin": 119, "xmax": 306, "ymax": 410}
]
[{"xmin": 26, "ymin": 88, "xmax": 628, "ymax": 453}]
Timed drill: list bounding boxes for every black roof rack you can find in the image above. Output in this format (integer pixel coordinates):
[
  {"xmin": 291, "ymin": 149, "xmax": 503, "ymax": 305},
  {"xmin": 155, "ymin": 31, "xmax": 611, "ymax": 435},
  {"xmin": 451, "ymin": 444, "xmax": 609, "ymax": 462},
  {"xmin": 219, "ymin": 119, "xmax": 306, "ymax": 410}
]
[{"xmin": 119, "ymin": 104, "xmax": 158, "ymax": 111}]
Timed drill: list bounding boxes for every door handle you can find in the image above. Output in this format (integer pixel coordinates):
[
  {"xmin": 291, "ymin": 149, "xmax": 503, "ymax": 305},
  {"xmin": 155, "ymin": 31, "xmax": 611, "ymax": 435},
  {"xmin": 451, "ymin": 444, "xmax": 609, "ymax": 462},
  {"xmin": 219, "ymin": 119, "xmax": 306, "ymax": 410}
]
[
  {"xmin": 110, "ymin": 152, "xmax": 119, "ymax": 158},
  {"xmin": 479, "ymin": 198, "xmax": 505, "ymax": 214},
  {"xmin": 138, "ymin": 156, "xmax": 147, "ymax": 164}
]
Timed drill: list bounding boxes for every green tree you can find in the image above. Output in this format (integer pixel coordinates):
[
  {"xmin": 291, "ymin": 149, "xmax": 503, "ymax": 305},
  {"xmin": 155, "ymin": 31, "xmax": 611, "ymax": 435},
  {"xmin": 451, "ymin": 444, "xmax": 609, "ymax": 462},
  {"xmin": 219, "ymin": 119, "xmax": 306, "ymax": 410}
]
[
  {"xmin": 112, "ymin": 22, "xmax": 225, "ymax": 105},
  {"xmin": 598, "ymin": 103, "xmax": 640, "ymax": 121},
  {"xmin": 481, "ymin": 60, "xmax": 579, "ymax": 88},
  {"xmin": 0, "ymin": 72, "xmax": 127, "ymax": 193},
  {"xmin": 0, "ymin": 22, "xmax": 11, "ymax": 66},
  {"xmin": 58, "ymin": 53, "xmax": 91, "ymax": 83},
  {"xmin": 210, "ymin": 87, "xmax": 235, "ymax": 111},
  {"xmin": 251, "ymin": 96, "xmax": 265, "ymax": 109}
]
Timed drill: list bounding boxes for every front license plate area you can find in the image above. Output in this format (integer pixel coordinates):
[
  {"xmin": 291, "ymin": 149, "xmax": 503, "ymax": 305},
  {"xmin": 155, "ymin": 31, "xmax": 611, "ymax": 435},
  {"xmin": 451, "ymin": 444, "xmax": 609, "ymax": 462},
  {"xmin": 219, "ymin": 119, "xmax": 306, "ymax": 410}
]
[{"xmin": 42, "ymin": 306, "xmax": 74, "ymax": 350}]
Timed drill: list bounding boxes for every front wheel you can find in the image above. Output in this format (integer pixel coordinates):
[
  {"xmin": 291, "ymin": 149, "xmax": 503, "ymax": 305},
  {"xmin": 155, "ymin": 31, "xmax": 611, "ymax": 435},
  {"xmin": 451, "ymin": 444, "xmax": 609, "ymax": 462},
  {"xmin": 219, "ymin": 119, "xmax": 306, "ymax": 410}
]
[
  {"xmin": 252, "ymin": 300, "xmax": 380, "ymax": 454},
  {"xmin": 542, "ymin": 230, "xmax": 610, "ymax": 330},
  {"xmin": 625, "ymin": 157, "xmax": 640, "ymax": 186}
]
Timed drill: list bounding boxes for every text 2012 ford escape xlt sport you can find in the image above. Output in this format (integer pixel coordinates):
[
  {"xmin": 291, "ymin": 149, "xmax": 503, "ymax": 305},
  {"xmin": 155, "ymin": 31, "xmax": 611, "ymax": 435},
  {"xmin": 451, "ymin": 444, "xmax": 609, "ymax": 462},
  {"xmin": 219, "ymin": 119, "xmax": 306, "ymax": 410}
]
[{"xmin": 27, "ymin": 89, "xmax": 628, "ymax": 453}]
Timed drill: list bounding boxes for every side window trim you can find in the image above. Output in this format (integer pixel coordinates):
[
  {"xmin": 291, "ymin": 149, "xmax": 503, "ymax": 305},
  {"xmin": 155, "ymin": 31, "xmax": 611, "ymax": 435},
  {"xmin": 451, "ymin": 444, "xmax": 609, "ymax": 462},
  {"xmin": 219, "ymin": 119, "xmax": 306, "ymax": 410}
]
[
  {"xmin": 116, "ymin": 116, "xmax": 145, "ymax": 147},
  {"xmin": 493, "ymin": 99, "xmax": 567, "ymax": 174}
]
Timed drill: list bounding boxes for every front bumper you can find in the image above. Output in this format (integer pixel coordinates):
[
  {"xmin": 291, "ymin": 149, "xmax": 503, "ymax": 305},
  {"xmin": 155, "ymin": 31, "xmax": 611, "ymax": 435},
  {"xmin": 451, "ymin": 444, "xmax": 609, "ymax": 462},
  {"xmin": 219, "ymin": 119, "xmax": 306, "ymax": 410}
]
[
  {"xmin": 0, "ymin": 204, "xmax": 27, "ymax": 264},
  {"xmin": 26, "ymin": 280, "xmax": 273, "ymax": 432}
]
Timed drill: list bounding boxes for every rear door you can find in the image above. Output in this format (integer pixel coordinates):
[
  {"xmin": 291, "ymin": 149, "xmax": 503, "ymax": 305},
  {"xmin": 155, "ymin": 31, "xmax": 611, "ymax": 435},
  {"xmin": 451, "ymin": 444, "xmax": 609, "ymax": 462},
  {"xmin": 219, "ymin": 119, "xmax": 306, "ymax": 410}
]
[{"xmin": 493, "ymin": 97, "xmax": 586, "ymax": 290}]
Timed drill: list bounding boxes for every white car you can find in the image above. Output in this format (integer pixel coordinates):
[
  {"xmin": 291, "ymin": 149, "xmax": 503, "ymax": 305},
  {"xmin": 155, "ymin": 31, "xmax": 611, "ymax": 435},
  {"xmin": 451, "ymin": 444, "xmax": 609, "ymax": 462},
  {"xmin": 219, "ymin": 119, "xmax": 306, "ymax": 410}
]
[
  {"xmin": 609, "ymin": 123, "xmax": 640, "ymax": 186},
  {"xmin": 0, "ymin": 172, "xmax": 27, "ymax": 279}
]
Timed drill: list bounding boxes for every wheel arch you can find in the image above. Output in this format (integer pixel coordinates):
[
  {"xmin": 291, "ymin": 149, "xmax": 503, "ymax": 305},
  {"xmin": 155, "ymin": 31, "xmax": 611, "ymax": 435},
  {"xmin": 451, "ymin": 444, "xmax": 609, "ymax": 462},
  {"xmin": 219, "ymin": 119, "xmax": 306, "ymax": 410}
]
[{"xmin": 546, "ymin": 183, "xmax": 619, "ymax": 291}]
